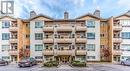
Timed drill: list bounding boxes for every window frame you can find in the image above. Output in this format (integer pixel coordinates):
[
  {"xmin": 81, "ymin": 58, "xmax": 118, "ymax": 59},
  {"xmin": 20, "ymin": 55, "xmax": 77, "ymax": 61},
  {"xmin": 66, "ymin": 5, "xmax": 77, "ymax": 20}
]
[
  {"xmin": 35, "ymin": 33, "xmax": 43, "ymax": 40},
  {"xmin": 86, "ymin": 20, "xmax": 95, "ymax": 28},
  {"xmin": 87, "ymin": 33, "xmax": 95, "ymax": 39},
  {"xmin": 2, "ymin": 33, "xmax": 10, "ymax": 40},
  {"xmin": 35, "ymin": 21, "xmax": 43, "ymax": 28},
  {"xmin": 35, "ymin": 44, "xmax": 43, "ymax": 51},
  {"xmin": 2, "ymin": 21, "xmax": 10, "ymax": 28}
]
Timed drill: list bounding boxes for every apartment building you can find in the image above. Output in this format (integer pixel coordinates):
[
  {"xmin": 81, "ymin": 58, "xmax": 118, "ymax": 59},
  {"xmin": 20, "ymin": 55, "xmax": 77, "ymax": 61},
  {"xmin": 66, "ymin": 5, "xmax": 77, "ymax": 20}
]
[
  {"xmin": 112, "ymin": 11, "xmax": 130, "ymax": 62},
  {"xmin": 28, "ymin": 11, "xmax": 101, "ymax": 63},
  {"xmin": 0, "ymin": 16, "xmax": 30, "ymax": 62},
  {"xmin": 0, "ymin": 10, "xmax": 130, "ymax": 63}
]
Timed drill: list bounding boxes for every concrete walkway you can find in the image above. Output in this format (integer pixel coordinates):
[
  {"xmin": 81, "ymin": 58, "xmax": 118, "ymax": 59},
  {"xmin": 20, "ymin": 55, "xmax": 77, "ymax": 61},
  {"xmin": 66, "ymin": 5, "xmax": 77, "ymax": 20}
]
[{"xmin": 58, "ymin": 64, "xmax": 73, "ymax": 69}]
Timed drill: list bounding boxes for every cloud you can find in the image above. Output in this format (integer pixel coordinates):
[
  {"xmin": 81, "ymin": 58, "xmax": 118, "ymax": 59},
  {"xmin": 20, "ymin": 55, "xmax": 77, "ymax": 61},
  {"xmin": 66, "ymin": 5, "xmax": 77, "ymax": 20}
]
[
  {"xmin": 2, "ymin": 0, "xmax": 130, "ymax": 19},
  {"xmin": 12, "ymin": 0, "xmax": 86, "ymax": 19},
  {"xmin": 93, "ymin": 0, "xmax": 97, "ymax": 4},
  {"xmin": 72, "ymin": 0, "xmax": 85, "ymax": 7},
  {"xmin": 117, "ymin": 0, "xmax": 130, "ymax": 7}
]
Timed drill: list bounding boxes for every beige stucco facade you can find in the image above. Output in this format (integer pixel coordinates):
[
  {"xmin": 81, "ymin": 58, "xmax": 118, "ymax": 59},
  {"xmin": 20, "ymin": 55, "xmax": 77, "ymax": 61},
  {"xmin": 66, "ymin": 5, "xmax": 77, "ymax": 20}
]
[{"xmin": 0, "ymin": 10, "xmax": 130, "ymax": 63}]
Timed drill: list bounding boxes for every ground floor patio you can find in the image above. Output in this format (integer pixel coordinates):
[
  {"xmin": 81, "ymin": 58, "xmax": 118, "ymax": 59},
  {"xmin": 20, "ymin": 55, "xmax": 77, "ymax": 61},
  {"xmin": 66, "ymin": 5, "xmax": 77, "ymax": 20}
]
[{"xmin": 44, "ymin": 55, "xmax": 86, "ymax": 63}]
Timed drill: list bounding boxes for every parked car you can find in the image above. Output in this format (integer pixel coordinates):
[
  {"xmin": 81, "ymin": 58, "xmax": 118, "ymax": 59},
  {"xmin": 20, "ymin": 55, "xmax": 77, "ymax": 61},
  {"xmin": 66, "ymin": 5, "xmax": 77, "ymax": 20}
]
[
  {"xmin": 0, "ymin": 59, "xmax": 8, "ymax": 66},
  {"xmin": 121, "ymin": 58, "xmax": 130, "ymax": 66},
  {"xmin": 18, "ymin": 57, "xmax": 37, "ymax": 67}
]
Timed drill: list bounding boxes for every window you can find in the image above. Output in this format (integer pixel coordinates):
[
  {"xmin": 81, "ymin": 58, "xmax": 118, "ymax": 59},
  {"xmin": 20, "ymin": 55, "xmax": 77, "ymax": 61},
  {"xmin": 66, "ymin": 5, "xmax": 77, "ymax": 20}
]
[
  {"xmin": 35, "ymin": 56, "xmax": 43, "ymax": 59},
  {"xmin": 87, "ymin": 56, "xmax": 95, "ymax": 59},
  {"xmin": 100, "ymin": 33, "xmax": 104, "ymax": 37},
  {"xmin": 100, "ymin": 45, "xmax": 105, "ymax": 48},
  {"xmin": 100, "ymin": 22, "xmax": 107, "ymax": 26},
  {"xmin": 2, "ymin": 56, "xmax": 10, "ymax": 60},
  {"xmin": 2, "ymin": 33, "xmax": 10, "ymax": 40},
  {"xmin": 35, "ymin": 33, "xmax": 43, "ymax": 40},
  {"xmin": 121, "ymin": 44, "xmax": 130, "ymax": 51},
  {"xmin": 35, "ymin": 21, "xmax": 43, "ymax": 28},
  {"xmin": 54, "ymin": 34, "xmax": 57, "ymax": 38},
  {"xmin": 45, "ymin": 35, "xmax": 48, "ymax": 38},
  {"xmin": 121, "ymin": 56, "xmax": 130, "ymax": 60},
  {"xmin": 35, "ymin": 44, "xmax": 43, "ymax": 51},
  {"xmin": 26, "ymin": 23, "xmax": 30, "ymax": 28},
  {"xmin": 71, "ymin": 45, "xmax": 75, "ymax": 49},
  {"xmin": 87, "ymin": 44, "xmax": 95, "ymax": 51},
  {"xmin": 2, "ymin": 45, "xmax": 9, "ymax": 51},
  {"xmin": 87, "ymin": 33, "xmax": 95, "ymax": 39},
  {"xmin": 71, "ymin": 34, "xmax": 75, "ymax": 38},
  {"xmin": 121, "ymin": 20, "xmax": 130, "ymax": 26},
  {"xmin": 122, "ymin": 32, "xmax": 130, "ymax": 39},
  {"xmin": 26, "ymin": 45, "xmax": 30, "ymax": 49},
  {"xmin": 2, "ymin": 21, "xmax": 10, "ymax": 28},
  {"xmin": 76, "ymin": 56, "xmax": 86, "ymax": 61},
  {"xmin": 26, "ymin": 34, "xmax": 30, "ymax": 38},
  {"xmin": 86, "ymin": 20, "xmax": 95, "ymax": 28},
  {"xmin": 54, "ymin": 45, "xmax": 57, "ymax": 49}
]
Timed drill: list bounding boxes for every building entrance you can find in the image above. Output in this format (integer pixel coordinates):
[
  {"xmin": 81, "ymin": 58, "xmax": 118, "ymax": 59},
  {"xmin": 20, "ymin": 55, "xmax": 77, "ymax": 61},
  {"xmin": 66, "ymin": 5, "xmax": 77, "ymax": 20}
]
[{"xmin": 60, "ymin": 56, "xmax": 70, "ymax": 64}]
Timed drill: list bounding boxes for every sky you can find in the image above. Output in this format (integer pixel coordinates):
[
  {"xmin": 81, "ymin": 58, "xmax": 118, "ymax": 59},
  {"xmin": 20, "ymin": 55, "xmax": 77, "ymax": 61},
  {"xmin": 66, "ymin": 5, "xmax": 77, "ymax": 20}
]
[{"xmin": 9, "ymin": 0, "xmax": 130, "ymax": 19}]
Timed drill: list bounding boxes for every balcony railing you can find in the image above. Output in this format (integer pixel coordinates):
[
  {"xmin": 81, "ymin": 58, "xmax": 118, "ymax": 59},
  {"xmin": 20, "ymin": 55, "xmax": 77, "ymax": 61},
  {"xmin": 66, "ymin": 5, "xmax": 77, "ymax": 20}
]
[
  {"xmin": 56, "ymin": 26, "xmax": 73, "ymax": 31},
  {"xmin": 43, "ymin": 26, "xmax": 53, "ymax": 32},
  {"xmin": 55, "ymin": 50, "xmax": 75, "ymax": 56},
  {"xmin": 113, "ymin": 24, "xmax": 122, "ymax": 31},
  {"xmin": 43, "ymin": 50, "xmax": 54, "ymax": 55},
  {"xmin": 9, "ymin": 49, "xmax": 18, "ymax": 55},
  {"xmin": 9, "ymin": 26, "xmax": 18, "ymax": 32},
  {"xmin": 43, "ymin": 38, "xmax": 54, "ymax": 43},
  {"xmin": 113, "ymin": 49, "xmax": 122, "ymax": 55},
  {"xmin": 113, "ymin": 38, "xmax": 122, "ymax": 43},
  {"xmin": 76, "ymin": 38, "xmax": 87, "ymax": 43},
  {"xmin": 76, "ymin": 50, "xmax": 87, "ymax": 55},
  {"xmin": 76, "ymin": 26, "xmax": 86, "ymax": 31},
  {"xmin": 9, "ymin": 38, "xmax": 18, "ymax": 43},
  {"xmin": 55, "ymin": 38, "xmax": 74, "ymax": 43}
]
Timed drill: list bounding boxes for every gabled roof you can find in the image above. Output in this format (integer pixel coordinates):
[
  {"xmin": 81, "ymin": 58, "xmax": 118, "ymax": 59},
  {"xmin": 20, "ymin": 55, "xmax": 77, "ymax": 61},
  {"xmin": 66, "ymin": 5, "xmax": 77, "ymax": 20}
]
[
  {"xmin": 29, "ymin": 14, "xmax": 53, "ymax": 21},
  {"xmin": 75, "ymin": 13, "xmax": 100, "ymax": 20},
  {"xmin": 0, "ymin": 16, "xmax": 16, "ymax": 20},
  {"xmin": 45, "ymin": 19, "xmax": 85, "ymax": 22},
  {"xmin": 115, "ymin": 12, "xmax": 130, "ymax": 18}
]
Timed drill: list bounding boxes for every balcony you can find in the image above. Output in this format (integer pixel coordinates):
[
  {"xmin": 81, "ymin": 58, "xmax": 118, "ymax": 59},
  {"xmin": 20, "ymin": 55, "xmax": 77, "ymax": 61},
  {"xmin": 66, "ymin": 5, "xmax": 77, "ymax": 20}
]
[
  {"xmin": 56, "ymin": 26, "xmax": 73, "ymax": 31},
  {"xmin": 43, "ymin": 38, "xmax": 54, "ymax": 43},
  {"xmin": 113, "ymin": 49, "xmax": 122, "ymax": 55},
  {"xmin": 9, "ymin": 38, "xmax": 18, "ymax": 43},
  {"xmin": 43, "ymin": 50, "xmax": 54, "ymax": 55},
  {"xmin": 55, "ymin": 50, "xmax": 75, "ymax": 56},
  {"xmin": 113, "ymin": 38, "xmax": 122, "ymax": 43},
  {"xmin": 113, "ymin": 25, "xmax": 122, "ymax": 31},
  {"xmin": 9, "ymin": 26, "xmax": 18, "ymax": 32},
  {"xmin": 43, "ymin": 26, "xmax": 53, "ymax": 32},
  {"xmin": 55, "ymin": 38, "xmax": 74, "ymax": 43},
  {"xmin": 9, "ymin": 49, "xmax": 18, "ymax": 55},
  {"xmin": 76, "ymin": 26, "xmax": 86, "ymax": 31},
  {"xmin": 76, "ymin": 38, "xmax": 87, "ymax": 43},
  {"xmin": 76, "ymin": 50, "xmax": 86, "ymax": 55}
]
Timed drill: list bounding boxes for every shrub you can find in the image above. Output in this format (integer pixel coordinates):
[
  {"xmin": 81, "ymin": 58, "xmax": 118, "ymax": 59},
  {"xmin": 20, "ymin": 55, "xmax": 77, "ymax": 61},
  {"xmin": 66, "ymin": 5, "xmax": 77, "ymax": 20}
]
[
  {"xmin": 44, "ymin": 62, "xmax": 53, "ymax": 67},
  {"xmin": 71, "ymin": 61, "xmax": 86, "ymax": 67},
  {"xmin": 44, "ymin": 61, "xmax": 59, "ymax": 67},
  {"xmin": 52, "ymin": 61, "xmax": 59, "ymax": 66}
]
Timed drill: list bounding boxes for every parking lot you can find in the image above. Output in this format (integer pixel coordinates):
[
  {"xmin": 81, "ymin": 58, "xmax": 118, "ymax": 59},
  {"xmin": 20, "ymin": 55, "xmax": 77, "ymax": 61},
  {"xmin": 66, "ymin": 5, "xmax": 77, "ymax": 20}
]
[{"xmin": 0, "ymin": 63, "xmax": 130, "ymax": 71}]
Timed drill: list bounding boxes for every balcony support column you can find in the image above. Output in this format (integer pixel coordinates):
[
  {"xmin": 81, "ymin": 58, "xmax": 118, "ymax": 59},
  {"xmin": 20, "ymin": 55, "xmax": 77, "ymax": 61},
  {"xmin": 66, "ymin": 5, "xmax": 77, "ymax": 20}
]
[
  {"xmin": 59, "ymin": 57, "xmax": 60, "ymax": 64},
  {"xmin": 69, "ymin": 56, "xmax": 71, "ymax": 63}
]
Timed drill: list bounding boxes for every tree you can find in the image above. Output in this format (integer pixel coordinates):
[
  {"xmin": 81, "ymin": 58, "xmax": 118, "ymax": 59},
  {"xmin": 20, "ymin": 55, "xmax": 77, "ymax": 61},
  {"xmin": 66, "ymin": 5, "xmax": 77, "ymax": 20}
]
[
  {"xmin": 19, "ymin": 48, "xmax": 30, "ymax": 60},
  {"xmin": 101, "ymin": 47, "xmax": 111, "ymax": 61}
]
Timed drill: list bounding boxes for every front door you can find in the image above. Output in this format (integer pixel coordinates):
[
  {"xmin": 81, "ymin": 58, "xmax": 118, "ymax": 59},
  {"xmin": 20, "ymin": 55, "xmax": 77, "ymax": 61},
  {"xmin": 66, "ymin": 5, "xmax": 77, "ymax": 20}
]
[
  {"xmin": 11, "ymin": 56, "xmax": 17, "ymax": 62},
  {"xmin": 60, "ymin": 56, "xmax": 69, "ymax": 64},
  {"xmin": 113, "ymin": 56, "xmax": 120, "ymax": 62}
]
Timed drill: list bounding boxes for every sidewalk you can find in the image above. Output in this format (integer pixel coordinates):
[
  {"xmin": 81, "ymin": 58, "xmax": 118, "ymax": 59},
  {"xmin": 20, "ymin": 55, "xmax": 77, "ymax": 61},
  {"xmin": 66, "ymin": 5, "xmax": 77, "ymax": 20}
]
[{"xmin": 58, "ymin": 64, "xmax": 73, "ymax": 69}]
